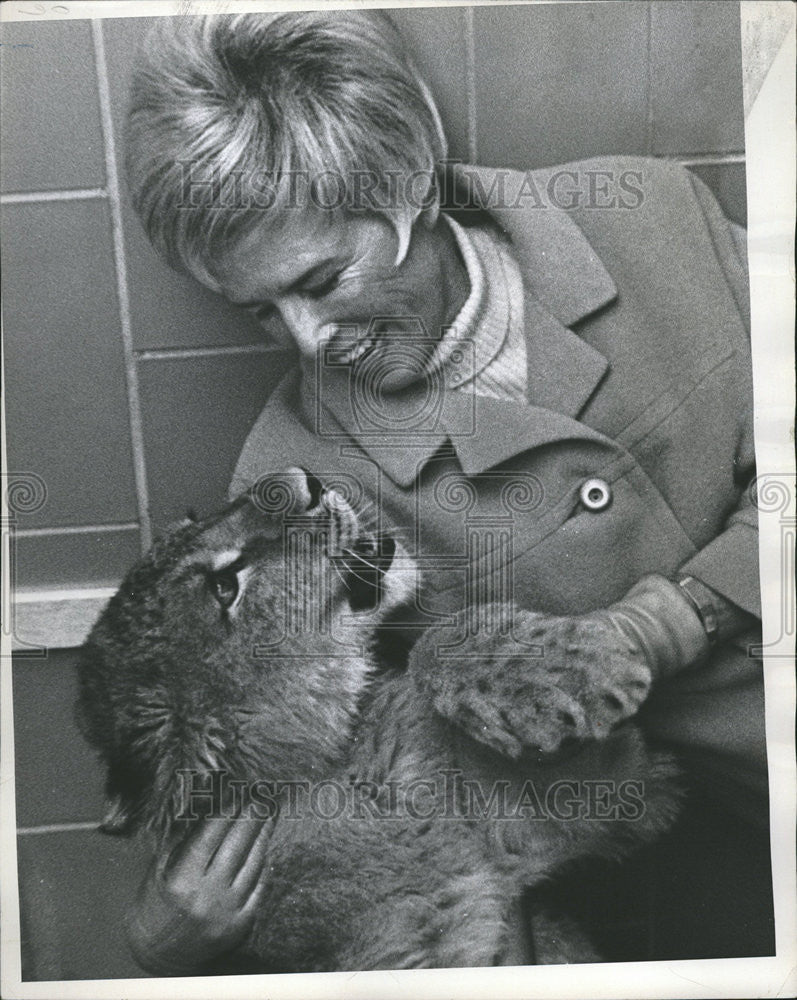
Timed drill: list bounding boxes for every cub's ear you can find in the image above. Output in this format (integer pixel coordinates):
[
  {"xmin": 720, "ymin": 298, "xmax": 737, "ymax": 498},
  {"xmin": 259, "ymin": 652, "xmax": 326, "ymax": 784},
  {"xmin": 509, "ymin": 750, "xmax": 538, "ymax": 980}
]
[
  {"xmin": 100, "ymin": 792, "xmax": 136, "ymax": 835},
  {"xmin": 99, "ymin": 758, "xmax": 147, "ymax": 836}
]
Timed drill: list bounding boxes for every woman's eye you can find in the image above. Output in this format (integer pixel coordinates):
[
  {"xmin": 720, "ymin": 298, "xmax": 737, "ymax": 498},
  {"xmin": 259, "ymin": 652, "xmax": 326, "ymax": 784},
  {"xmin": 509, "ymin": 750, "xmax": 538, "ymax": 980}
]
[
  {"xmin": 209, "ymin": 569, "xmax": 239, "ymax": 610},
  {"xmin": 305, "ymin": 271, "xmax": 343, "ymax": 299}
]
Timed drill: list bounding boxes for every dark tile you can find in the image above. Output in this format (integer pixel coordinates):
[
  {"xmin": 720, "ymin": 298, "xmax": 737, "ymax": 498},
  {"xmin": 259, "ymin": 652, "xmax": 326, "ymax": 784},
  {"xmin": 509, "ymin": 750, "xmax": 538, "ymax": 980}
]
[
  {"xmin": 473, "ymin": 3, "xmax": 649, "ymax": 169},
  {"xmin": 2, "ymin": 200, "xmax": 138, "ymax": 529},
  {"xmin": 0, "ymin": 20, "xmax": 105, "ymax": 193},
  {"xmin": 687, "ymin": 161, "xmax": 747, "ymax": 227},
  {"xmin": 13, "ymin": 528, "xmax": 141, "ymax": 592},
  {"xmin": 390, "ymin": 7, "xmax": 471, "ymax": 162},
  {"xmin": 137, "ymin": 349, "xmax": 293, "ymax": 531},
  {"xmin": 16, "ymin": 828, "xmax": 152, "ymax": 980},
  {"xmin": 651, "ymin": 1, "xmax": 745, "ymax": 155},
  {"xmin": 13, "ymin": 652, "xmax": 107, "ymax": 828}
]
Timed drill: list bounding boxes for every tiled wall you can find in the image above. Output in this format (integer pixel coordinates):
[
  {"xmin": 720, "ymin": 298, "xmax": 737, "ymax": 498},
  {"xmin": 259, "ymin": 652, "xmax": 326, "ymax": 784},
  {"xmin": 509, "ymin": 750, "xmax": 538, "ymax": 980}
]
[{"xmin": 2, "ymin": 2, "xmax": 747, "ymax": 981}]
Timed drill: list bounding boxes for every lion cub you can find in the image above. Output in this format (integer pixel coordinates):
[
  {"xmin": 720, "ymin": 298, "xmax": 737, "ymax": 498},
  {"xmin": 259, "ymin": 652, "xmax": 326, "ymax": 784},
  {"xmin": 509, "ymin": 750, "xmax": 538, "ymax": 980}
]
[{"xmin": 76, "ymin": 469, "xmax": 679, "ymax": 971}]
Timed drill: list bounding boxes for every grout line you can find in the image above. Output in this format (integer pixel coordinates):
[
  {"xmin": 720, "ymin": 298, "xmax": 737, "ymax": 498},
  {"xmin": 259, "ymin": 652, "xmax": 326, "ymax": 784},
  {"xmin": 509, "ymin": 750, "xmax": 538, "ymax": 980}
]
[
  {"xmin": 91, "ymin": 19, "xmax": 153, "ymax": 553},
  {"xmin": 17, "ymin": 822, "xmax": 100, "ymax": 836},
  {"xmin": 136, "ymin": 343, "xmax": 277, "ymax": 362},
  {"xmin": 463, "ymin": 6, "xmax": 478, "ymax": 164},
  {"xmin": 0, "ymin": 188, "xmax": 108, "ymax": 205},
  {"xmin": 14, "ymin": 522, "xmax": 139, "ymax": 539},
  {"xmin": 645, "ymin": 3, "xmax": 654, "ymax": 155},
  {"xmin": 675, "ymin": 153, "xmax": 747, "ymax": 167}
]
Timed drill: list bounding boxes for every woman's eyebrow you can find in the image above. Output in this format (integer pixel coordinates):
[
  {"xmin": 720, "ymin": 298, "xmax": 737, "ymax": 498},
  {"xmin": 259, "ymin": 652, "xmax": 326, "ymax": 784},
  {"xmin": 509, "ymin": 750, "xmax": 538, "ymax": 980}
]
[{"xmin": 232, "ymin": 260, "xmax": 340, "ymax": 307}]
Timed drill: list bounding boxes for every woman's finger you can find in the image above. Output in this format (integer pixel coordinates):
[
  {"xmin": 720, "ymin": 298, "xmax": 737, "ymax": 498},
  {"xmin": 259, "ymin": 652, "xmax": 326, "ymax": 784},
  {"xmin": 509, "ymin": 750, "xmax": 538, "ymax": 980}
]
[
  {"xmin": 163, "ymin": 817, "xmax": 238, "ymax": 877},
  {"xmin": 205, "ymin": 817, "xmax": 267, "ymax": 882},
  {"xmin": 231, "ymin": 818, "xmax": 274, "ymax": 897}
]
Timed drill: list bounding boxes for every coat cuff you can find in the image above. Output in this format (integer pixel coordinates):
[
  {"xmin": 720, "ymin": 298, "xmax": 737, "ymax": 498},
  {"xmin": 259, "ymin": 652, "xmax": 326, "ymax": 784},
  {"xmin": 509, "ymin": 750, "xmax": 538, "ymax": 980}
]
[{"xmin": 678, "ymin": 521, "xmax": 761, "ymax": 619}]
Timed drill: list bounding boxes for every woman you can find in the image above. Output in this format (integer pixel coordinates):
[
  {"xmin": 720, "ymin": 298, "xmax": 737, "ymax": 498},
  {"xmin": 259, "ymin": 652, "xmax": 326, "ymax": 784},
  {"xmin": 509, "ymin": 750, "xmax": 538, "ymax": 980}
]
[{"xmin": 123, "ymin": 11, "xmax": 767, "ymax": 973}]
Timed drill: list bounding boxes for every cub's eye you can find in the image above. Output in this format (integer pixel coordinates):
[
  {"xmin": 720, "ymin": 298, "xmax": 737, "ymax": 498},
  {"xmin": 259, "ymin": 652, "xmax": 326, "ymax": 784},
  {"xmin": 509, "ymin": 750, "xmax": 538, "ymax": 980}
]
[{"xmin": 208, "ymin": 569, "xmax": 239, "ymax": 610}]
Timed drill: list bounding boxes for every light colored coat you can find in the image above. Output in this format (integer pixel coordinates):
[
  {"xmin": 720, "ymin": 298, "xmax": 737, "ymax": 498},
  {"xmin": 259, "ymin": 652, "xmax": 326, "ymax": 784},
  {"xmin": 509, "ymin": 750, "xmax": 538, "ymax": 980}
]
[{"xmin": 231, "ymin": 156, "xmax": 765, "ymax": 815}]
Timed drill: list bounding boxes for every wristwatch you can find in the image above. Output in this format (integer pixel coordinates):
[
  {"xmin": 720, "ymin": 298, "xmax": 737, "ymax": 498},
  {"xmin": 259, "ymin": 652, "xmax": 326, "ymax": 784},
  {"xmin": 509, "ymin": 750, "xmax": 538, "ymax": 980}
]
[{"xmin": 677, "ymin": 575, "xmax": 720, "ymax": 647}]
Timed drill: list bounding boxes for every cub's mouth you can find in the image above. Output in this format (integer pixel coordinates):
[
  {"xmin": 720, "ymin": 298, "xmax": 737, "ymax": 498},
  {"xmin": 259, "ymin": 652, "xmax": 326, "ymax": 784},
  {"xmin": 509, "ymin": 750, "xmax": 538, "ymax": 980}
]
[
  {"xmin": 313, "ymin": 475, "xmax": 397, "ymax": 612},
  {"xmin": 254, "ymin": 469, "xmax": 407, "ymax": 615},
  {"xmin": 335, "ymin": 533, "xmax": 397, "ymax": 611}
]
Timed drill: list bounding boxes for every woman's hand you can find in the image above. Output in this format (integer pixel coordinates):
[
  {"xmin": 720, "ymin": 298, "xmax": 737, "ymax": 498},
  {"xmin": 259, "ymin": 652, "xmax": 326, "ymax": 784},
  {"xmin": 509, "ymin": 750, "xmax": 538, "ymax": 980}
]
[{"xmin": 126, "ymin": 816, "xmax": 273, "ymax": 976}]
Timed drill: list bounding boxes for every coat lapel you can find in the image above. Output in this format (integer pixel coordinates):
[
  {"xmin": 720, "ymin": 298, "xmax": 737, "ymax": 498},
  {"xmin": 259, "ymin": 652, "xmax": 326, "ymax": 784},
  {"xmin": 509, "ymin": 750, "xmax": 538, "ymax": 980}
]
[
  {"xmin": 452, "ymin": 163, "xmax": 617, "ymax": 328},
  {"xmin": 523, "ymin": 294, "xmax": 609, "ymax": 416}
]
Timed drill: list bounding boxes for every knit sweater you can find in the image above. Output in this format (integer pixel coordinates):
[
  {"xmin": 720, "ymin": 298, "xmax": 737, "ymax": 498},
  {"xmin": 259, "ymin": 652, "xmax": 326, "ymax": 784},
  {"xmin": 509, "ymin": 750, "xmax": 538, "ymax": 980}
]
[{"xmin": 425, "ymin": 213, "xmax": 527, "ymax": 403}]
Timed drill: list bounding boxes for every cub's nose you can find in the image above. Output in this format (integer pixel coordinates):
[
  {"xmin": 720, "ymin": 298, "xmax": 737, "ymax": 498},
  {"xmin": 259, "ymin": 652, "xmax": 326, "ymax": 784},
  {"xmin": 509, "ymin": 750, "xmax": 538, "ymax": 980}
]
[
  {"xmin": 247, "ymin": 468, "xmax": 326, "ymax": 518},
  {"xmin": 284, "ymin": 467, "xmax": 324, "ymax": 512},
  {"xmin": 303, "ymin": 469, "xmax": 325, "ymax": 509}
]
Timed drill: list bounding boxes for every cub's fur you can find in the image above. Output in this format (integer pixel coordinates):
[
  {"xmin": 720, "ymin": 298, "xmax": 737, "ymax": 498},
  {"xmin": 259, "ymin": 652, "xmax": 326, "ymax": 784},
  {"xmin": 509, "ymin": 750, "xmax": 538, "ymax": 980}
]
[{"xmin": 76, "ymin": 471, "xmax": 679, "ymax": 971}]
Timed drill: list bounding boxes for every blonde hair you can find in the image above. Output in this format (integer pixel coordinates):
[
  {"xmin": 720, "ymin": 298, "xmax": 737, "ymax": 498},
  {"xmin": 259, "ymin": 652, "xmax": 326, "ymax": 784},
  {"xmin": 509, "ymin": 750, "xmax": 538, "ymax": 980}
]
[{"xmin": 125, "ymin": 11, "xmax": 448, "ymax": 285}]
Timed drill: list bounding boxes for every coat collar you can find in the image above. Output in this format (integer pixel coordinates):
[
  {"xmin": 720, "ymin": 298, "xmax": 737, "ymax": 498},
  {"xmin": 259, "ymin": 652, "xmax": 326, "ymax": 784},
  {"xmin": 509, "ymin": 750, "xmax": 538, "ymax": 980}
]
[
  {"xmin": 258, "ymin": 165, "xmax": 618, "ymax": 488},
  {"xmin": 449, "ymin": 163, "xmax": 617, "ymax": 328}
]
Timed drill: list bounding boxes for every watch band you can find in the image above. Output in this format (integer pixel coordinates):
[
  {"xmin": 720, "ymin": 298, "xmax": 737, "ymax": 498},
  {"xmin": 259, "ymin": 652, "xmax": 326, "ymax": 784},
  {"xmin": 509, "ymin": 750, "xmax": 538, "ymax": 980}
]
[{"xmin": 677, "ymin": 575, "xmax": 720, "ymax": 647}]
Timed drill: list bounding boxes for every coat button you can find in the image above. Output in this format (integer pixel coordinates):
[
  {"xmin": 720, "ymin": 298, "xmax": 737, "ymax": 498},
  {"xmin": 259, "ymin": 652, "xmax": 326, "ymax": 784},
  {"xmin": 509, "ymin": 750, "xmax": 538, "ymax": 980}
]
[{"xmin": 580, "ymin": 477, "xmax": 612, "ymax": 511}]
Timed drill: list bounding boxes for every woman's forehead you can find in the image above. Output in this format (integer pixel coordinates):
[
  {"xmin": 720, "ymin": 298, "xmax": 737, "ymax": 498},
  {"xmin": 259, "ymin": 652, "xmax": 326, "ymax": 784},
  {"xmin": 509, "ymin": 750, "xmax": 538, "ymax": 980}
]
[
  {"xmin": 215, "ymin": 214, "xmax": 342, "ymax": 293},
  {"xmin": 213, "ymin": 211, "xmax": 393, "ymax": 303}
]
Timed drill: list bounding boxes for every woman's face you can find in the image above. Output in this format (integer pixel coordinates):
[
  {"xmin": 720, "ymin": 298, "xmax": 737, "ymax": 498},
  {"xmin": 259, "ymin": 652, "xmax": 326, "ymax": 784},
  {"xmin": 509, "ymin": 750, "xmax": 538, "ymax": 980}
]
[{"xmin": 209, "ymin": 210, "xmax": 468, "ymax": 391}]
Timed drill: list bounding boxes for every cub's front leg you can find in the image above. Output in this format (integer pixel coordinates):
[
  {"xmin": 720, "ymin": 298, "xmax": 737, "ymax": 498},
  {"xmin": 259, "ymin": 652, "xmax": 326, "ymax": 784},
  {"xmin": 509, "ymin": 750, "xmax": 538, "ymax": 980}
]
[
  {"xmin": 409, "ymin": 605, "xmax": 653, "ymax": 759},
  {"xmin": 410, "ymin": 575, "xmax": 710, "ymax": 759}
]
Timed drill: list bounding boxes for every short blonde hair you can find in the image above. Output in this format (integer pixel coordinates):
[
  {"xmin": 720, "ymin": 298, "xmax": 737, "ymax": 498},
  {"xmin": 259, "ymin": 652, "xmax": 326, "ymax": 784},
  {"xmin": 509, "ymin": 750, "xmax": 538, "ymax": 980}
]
[{"xmin": 125, "ymin": 11, "xmax": 448, "ymax": 285}]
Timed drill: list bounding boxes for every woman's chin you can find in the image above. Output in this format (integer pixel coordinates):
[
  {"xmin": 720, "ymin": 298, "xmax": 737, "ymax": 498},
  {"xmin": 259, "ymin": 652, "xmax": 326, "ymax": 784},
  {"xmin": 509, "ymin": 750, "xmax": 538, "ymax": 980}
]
[{"xmin": 350, "ymin": 340, "xmax": 438, "ymax": 394}]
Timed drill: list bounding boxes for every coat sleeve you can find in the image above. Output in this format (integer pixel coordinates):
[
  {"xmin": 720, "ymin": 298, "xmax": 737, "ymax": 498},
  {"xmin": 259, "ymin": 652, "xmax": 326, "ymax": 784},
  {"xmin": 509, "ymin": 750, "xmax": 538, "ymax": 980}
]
[{"xmin": 675, "ymin": 171, "xmax": 760, "ymax": 619}]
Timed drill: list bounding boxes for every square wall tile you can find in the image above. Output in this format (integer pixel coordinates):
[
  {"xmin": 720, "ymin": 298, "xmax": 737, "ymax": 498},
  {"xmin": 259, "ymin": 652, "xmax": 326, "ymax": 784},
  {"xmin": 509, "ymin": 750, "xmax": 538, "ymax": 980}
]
[
  {"xmin": 473, "ymin": 3, "xmax": 650, "ymax": 169},
  {"xmin": 13, "ymin": 652, "xmax": 107, "ymax": 829},
  {"xmin": 0, "ymin": 20, "xmax": 104, "ymax": 193},
  {"xmin": 137, "ymin": 349, "xmax": 293, "ymax": 531},
  {"xmin": 390, "ymin": 7, "xmax": 471, "ymax": 162},
  {"xmin": 687, "ymin": 162, "xmax": 747, "ymax": 228},
  {"xmin": 651, "ymin": 1, "xmax": 744, "ymax": 155},
  {"xmin": 3, "ymin": 200, "xmax": 138, "ymax": 529},
  {"xmin": 120, "ymin": 200, "xmax": 266, "ymax": 351},
  {"xmin": 13, "ymin": 529, "xmax": 141, "ymax": 592}
]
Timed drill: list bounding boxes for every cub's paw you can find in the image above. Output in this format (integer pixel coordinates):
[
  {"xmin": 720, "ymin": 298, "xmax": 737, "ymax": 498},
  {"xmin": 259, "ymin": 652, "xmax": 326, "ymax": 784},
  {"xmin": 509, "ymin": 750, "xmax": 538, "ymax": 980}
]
[{"xmin": 409, "ymin": 607, "xmax": 653, "ymax": 758}]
